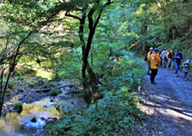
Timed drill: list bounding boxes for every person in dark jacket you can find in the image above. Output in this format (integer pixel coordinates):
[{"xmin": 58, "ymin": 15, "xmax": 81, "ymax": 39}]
[
  {"xmin": 166, "ymin": 49, "xmax": 175, "ymax": 70},
  {"xmin": 174, "ymin": 49, "xmax": 183, "ymax": 77}
]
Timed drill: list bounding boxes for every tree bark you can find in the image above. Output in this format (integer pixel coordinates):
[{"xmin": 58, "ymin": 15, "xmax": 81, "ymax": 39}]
[
  {"xmin": 87, "ymin": 63, "xmax": 98, "ymax": 93},
  {"xmin": 83, "ymin": 0, "xmax": 112, "ymax": 95}
]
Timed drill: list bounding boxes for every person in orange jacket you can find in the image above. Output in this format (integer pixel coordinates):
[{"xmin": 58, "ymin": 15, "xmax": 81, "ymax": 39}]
[
  {"xmin": 166, "ymin": 49, "xmax": 175, "ymax": 70},
  {"xmin": 147, "ymin": 48, "xmax": 161, "ymax": 84}
]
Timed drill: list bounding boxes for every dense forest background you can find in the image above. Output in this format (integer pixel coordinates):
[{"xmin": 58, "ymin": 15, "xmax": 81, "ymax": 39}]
[{"xmin": 0, "ymin": 0, "xmax": 192, "ymax": 135}]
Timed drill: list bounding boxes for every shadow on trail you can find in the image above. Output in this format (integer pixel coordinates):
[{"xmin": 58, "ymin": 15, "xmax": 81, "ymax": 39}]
[
  {"xmin": 140, "ymin": 65, "xmax": 192, "ymax": 135},
  {"xmin": 140, "ymin": 99, "xmax": 192, "ymax": 118}
]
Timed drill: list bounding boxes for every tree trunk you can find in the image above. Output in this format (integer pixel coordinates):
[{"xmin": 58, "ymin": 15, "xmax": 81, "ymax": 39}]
[
  {"xmin": 65, "ymin": 1, "xmax": 112, "ymax": 104},
  {"xmin": 87, "ymin": 63, "xmax": 98, "ymax": 93},
  {"xmin": 81, "ymin": 21, "xmax": 96, "ymax": 103}
]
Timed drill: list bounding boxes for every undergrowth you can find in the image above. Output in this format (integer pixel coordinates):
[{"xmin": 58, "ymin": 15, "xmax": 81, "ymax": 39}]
[{"xmin": 46, "ymin": 54, "xmax": 146, "ymax": 136}]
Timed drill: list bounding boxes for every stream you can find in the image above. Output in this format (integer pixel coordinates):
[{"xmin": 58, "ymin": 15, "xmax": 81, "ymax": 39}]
[{"xmin": 0, "ymin": 87, "xmax": 87, "ymax": 136}]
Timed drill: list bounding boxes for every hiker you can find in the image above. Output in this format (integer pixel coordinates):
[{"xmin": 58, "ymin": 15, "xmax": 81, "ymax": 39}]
[
  {"xmin": 182, "ymin": 59, "xmax": 190, "ymax": 81},
  {"xmin": 147, "ymin": 48, "xmax": 161, "ymax": 84},
  {"xmin": 174, "ymin": 49, "xmax": 183, "ymax": 77},
  {"xmin": 145, "ymin": 47, "xmax": 153, "ymax": 75},
  {"xmin": 166, "ymin": 49, "xmax": 175, "ymax": 70},
  {"xmin": 162, "ymin": 48, "xmax": 169, "ymax": 68}
]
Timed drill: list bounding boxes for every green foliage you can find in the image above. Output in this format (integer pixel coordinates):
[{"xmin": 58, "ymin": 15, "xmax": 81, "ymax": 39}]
[
  {"xmin": 13, "ymin": 102, "xmax": 22, "ymax": 109},
  {"xmin": 47, "ymin": 55, "xmax": 145, "ymax": 135},
  {"xmin": 0, "ymin": 0, "xmax": 140, "ymax": 117},
  {"xmin": 14, "ymin": 67, "xmax": 36, "ymax": 76},
  {"xmin": 121, "ymin": 0, "xmax": 192, "ymax": 57},
  {"xmin": 48, "ymin": 91, "xmax": 141, "ymax": 135},
  {"xmin": 13, "ymin": 101, "xmax": 23, "ymax": 113},
  {"xmin": 15, "ymin": 75, "xmax": 25, "ymax": 81},
  {"xmin": 7, "ymin": 80, "xmax": 16, "ymax": 90},
  {"xmin": 5, "ymin": 89, "xmax": 11, "ymax": 98}
]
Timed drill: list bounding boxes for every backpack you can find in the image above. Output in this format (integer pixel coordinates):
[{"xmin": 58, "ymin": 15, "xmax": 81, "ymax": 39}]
[
  {"xmin": 168, "ymin": 52, "xmax": 174, "ymax": 59},
  {"xmin": 144, "ymin": 51, "xmax": 152, "ymax": 61},
  {"xmin": 144, "ymin": 53, "xmax": 148, "ymax": 61}
]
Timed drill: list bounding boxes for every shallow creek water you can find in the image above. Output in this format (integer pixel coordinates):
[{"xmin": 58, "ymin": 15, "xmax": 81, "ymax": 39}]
[{"xmin": 0, "ymin": 87, "xmax": 87, "ymax": 136}]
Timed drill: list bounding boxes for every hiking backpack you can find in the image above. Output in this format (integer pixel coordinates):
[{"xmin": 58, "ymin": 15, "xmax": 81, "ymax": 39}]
[
  {"xmin": 168, "ymin": 52, "xmax": 174, "ymax": 59},
  {"xmin": 144, "ymin": 53, "xmax": 148, "ymax": 61},
  {"xmin": 144, "ymin": 51, "xmax": 153, "ymax": 61}
]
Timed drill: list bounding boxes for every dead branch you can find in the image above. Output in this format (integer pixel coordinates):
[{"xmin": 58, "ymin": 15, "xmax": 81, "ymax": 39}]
[{"xmin": 31, "ymin": 84, "xmax": 83, "ymax": 93}]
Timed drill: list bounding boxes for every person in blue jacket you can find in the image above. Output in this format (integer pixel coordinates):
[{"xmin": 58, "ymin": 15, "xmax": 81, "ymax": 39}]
[{"xmin": 174, "ymin": 49, "xmax": 183, "ymax": 77}]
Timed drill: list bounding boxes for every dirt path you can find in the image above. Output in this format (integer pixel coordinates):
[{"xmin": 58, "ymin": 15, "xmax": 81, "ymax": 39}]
[{"xmin": 138, "ymin": 65, "xmax": 192, "ymax": 136}]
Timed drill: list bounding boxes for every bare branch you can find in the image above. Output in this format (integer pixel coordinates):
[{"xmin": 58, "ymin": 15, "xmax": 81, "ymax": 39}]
[
  {"xmin": 65, "ymin": 11, "xmax": 81, "ymax": 21},
  {"xmin": 31, "ymin": 84, "xmax": 82, "ymax": 93}
]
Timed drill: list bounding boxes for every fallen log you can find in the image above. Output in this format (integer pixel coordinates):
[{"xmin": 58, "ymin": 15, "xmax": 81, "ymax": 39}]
[{"xmin": 31, "ymin": 84, "xmax": 83, "ymax": 93}]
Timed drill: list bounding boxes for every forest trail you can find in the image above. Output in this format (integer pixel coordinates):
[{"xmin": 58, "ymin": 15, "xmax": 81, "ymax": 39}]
[{"xmin": 139, "ymin": 65, "xmax": 192, "ymax": 135}]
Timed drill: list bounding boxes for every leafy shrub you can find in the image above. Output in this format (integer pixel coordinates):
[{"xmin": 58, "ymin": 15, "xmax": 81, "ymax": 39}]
[
  {"xmin": 5, "ymin": 89, "xmax": 11, "ymax": 98},
  {"xmin": 7, "ymin": 81, "xmax": 16, "ymax": 89},
  {"xmin": 47, "ymin": 52, "xmax": 145, "ymax": 136},
  {"xmin": 15, "ymin": 75, "xmax": 25, "ymax": 81},
  {"xmin": 47, "ymin": 88, "xmax": 143, "ymax": 136},
  {"xmin": 13, "ymin": 102, "xmax": 23, "ymax": 114}
]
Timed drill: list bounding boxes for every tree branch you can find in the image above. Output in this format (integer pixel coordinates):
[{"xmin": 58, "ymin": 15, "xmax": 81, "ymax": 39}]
[
  {"xmin": 31, "ymin": 84, "xmax": 82, "ymax": 93},
  {"xmin": 88, "ymin": 4, "xmax": 98, "ymax": 29},
  {"xmin": 93, "ymin": 0, "xmax": 112, "ymax": 29},
  {"xmin": 84, "ymin": 0, "xmax": 112, "ymax": 68},
  {"xmin": 65, "ymin": 11, "xmax": 81, "ymax": 21}
]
